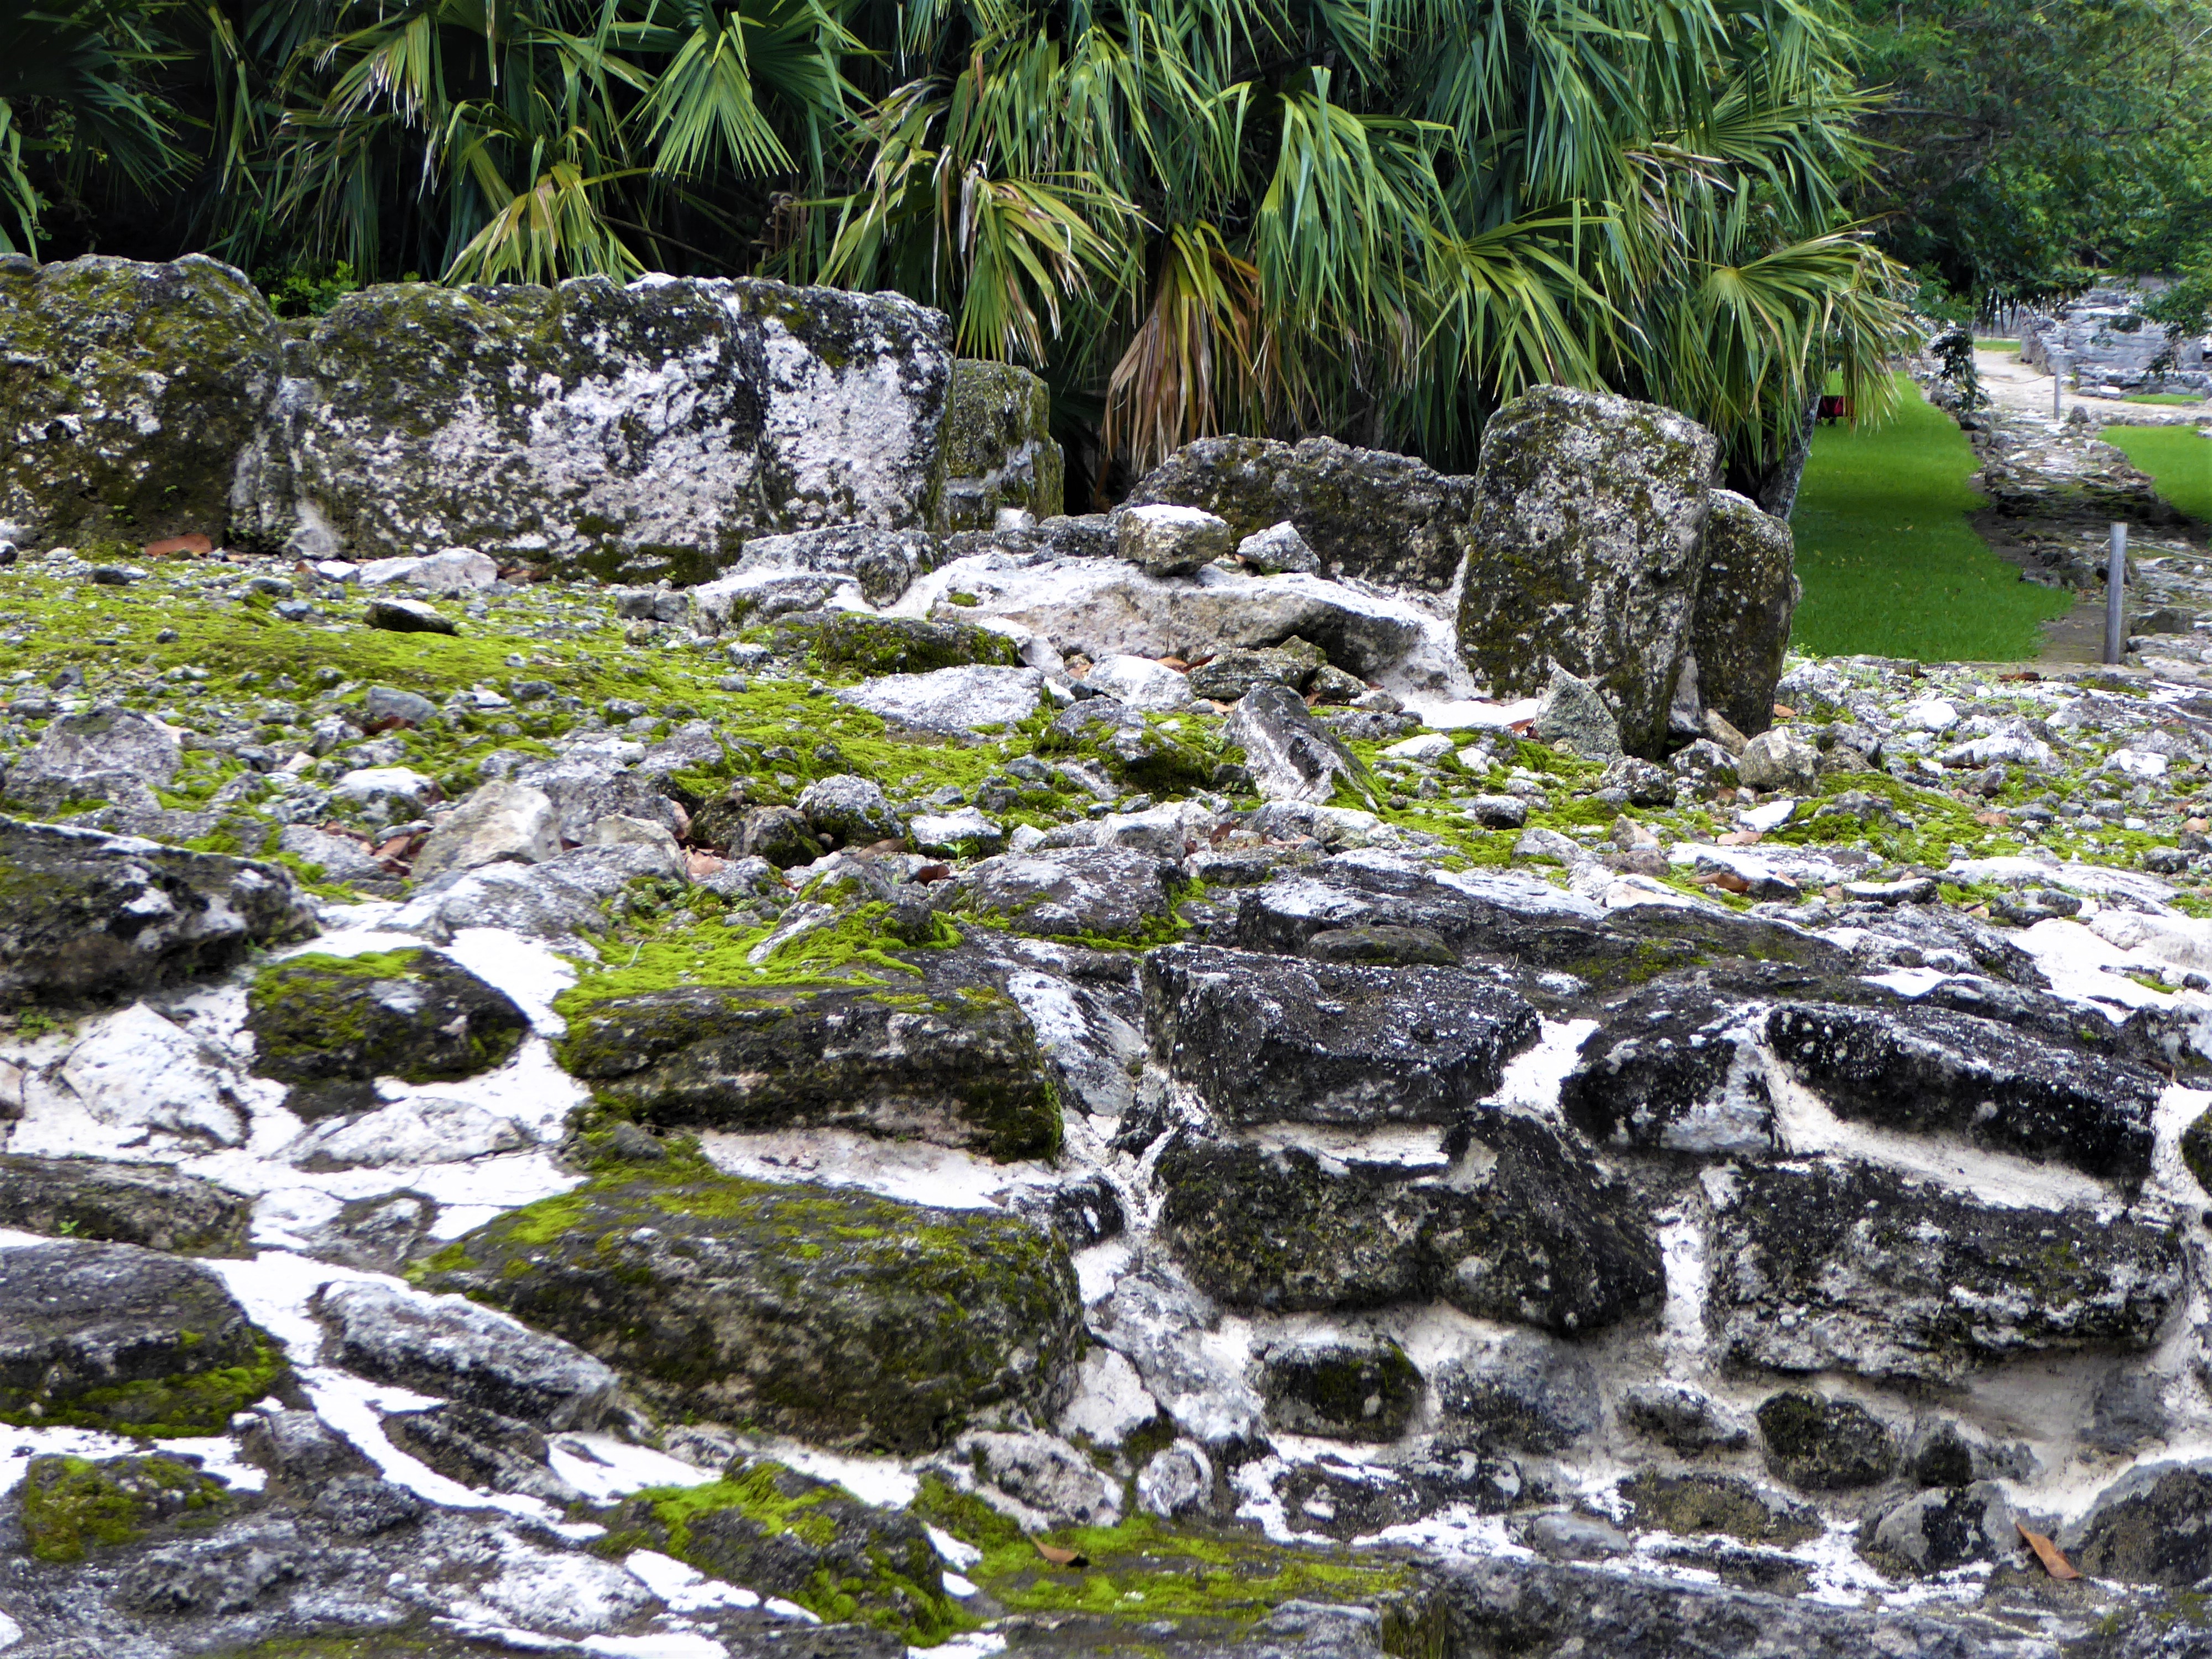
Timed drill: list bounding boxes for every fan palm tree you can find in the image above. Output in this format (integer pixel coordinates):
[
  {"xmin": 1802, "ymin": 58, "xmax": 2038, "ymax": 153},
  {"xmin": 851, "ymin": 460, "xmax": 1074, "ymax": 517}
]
[{"xmin": 12, "ymin": 0, "xmax": 1909, "ymax": 499}]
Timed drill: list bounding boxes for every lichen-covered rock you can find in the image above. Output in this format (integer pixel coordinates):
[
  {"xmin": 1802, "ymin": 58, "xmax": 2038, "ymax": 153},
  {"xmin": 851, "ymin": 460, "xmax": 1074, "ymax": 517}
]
[
  {"xmin": 1561, "ymin": 986, "xmax": 1771, "ymax": 1156},
  {"xmin": 1185, "ymin": 637, "xmax": 1326, "ymax": 703},
  {"xmin": 929, "ymin": 359, "xmax": 1063, "ymax": 531},
  {"xmin": 1755, "ymin": 1391, "xmax": 1898, "ymax": 1490},
  {"xmin": 1704, "ymin": 1159, "xmax": 2183, "ymax": 1385},
  {"xmin": 1531, "ymin": 666, "xmax": 1623, "ymax": 764},
  {"xmin": 1433, "ymin": 1333, "xmax": 1602, "ymax": 1454},
  {"xmin": 235, "ymin": 273, "xmax": 951, "ymax": 578},
  {"xmin": 313, "ymin": 1280, "xmax": 619, "ymax": 1430},
  {"xmin": 555, "ymin": 949, "xmax": 1061, "ymax": 1160},
  {"xmin": 722, "ymin": 525, "xmax": 938, "ymax": 607},
  {"xmin": 6, "ymin": 707, "xmax": 181, "ymax": 811},
  {"xmin": 1458, "ymin": 385, "xmax": 1719, "ymax": 757},
  {"xmin": 419, "ymin": 1167, "xmax": 1082, "ymax": 1454},
  {"xmin": 0, "ymin": 1155, "xmax": 252, "ymax": 1254},
  {"xmin": 409, "ymin": 781, "xmax": 560, "ymax": 885},
  {"xmin": 1115, "ymin": 503, "xmax": 1234, "ymax": 577},
  {"xmin": 2063, "ymin": 1460, "xmax": 2212, "ymax": 1586},
  {"xmin": 1155, "ymin": 1115, "xmax": 1663, "ymax": 1332},
  {"xmin": 947, "ymin": 846, "xmax": 1181, "ymax": 942},
  {"xmin": 0, "ymin": 254, "xmax": 281, "ymax": 552},
  {"xmin": 0, "ymin": 816, "xmax": 315, "ymax": 1006},
  {"xmin": 1736, "ymin": 726, "xmax": 1819, "ymax": 794},
  {"xmin": 381, "ymin": 1401, "xmax": 577, "ymax": 1504},
  {"xmin": 1764, "ymin": 1001, "xmax": 2161, "ymax": 1181},
  {"xmin": 244, "ymin": 947, "xmax": 530, "ymax": 1118},
  {"xmin": 1128, "ymin": 434, "xmax": 1477, "ymax": 592},
  {"xmin": 797, "ymin": 774, "xmax": 907, "ymax": 848},
  {"xmin": 838, "ymin": 665, "xmax": 1048, "ymax": 737},
  {"xmin": 1863, "ymin": 1482, "xmax": 2016, "ymax": 1575},
  {"xmin": 1692, "ymin": 491, "xmax": 1798, "ymax": 739},
  {"xmin": 763, "ymin": 608, "xmax": 1023, "ymax": 676},
  {"xmin": 0, "ymin": 1239, "xmax": 285, "ymax": 1434},
  {"xmin": 1141, "ymin": 943, "xmax": 1537, "ymax": 1126},
  {"xmin": 1260, "ymin": 1338, "xmax": 1423, "ymax": 1442}
]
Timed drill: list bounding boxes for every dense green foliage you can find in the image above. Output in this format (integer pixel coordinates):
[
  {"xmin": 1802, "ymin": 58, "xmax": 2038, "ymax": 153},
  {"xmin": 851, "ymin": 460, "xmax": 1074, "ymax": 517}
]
[
  {"xmin": 3, "ymin": 0, "xmax": 1906, "ymax": 489},
  {"xmin": 1847, "ymin": 0, "xmax": 2212, "ymax": 306},
  {"xmin": 1790, "ymin": 374, "xmax": 2070, "ymax": 660}
]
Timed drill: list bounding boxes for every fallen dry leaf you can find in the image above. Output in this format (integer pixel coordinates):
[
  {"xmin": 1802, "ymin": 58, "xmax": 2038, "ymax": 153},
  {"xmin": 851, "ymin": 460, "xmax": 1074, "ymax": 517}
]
[
  {"xmin": 912, "ymin": 863, "xmax": 953, "ymax": 884},
  {"xmin": 1975, "ymin": 811, "xmax": 2010, "ymax": 826},
  {"xmin": 1509, "ymin": 719, "xmax": 1536, "ymax": 737},
  {"xmin": 1823, "ymin": 884, "xmax": 1845, "ymax": 902},
  {"xmin": 1968, "ymin": 904, "xmax": 1991, "ymax": 918},
  {"xmin": 1696, "ymin": 870, "xmax": 1752, "ymax": 894},
  {"xmin": 2188, "ymin": 817, "xmax": 2210, "ymax": 833},
  {"xmin": 143, "ymin": 533, "xmax": 213, "ymax": 557},
  {"xmin": 1716, "ymin": 830, "xmax": 1762, "ymax": 847},
  {"xmin": 1157, "ymin": 656, "xmax": 1190, "ymax": 672},
  {"xmin": 684, "ymin": 850, "xmax": 726, "ymax": 878},
  {"xmin": 2017, "ymin": 1521, "xmax": 2081, "ymax": 1580},
  {"xmin": 1033, "ymin": 1541, "xmax": 1089, "ymax": 1569},
  {"xmin": 1771, "ymin": 702, "xmax": 1797, "ymax": 719}
]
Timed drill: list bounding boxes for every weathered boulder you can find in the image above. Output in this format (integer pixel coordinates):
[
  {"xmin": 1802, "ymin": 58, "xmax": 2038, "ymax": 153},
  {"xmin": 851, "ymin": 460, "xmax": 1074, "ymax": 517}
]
[
  {"xmin": 1764, "ymin": 1001, "xmax": 2161, "ymax": 1181},
  {"xmin": 719, "ymin": 524, "xmax": 938, "ymax": 607},
  {"xmin": 0, "ymin": 1155, "xmax": 252, "ymax": 1255},
  {"xmin": 0, "ymin": 254, "xmax": 281, "ymax": 552},
  {"xmin": 420, "ymin": 1167, "xmax": 1082, "ymax": 1454},
  {"xmin": 1186, "ymin": 637, "xmax": 1326, "ymax": 703},
  {"xmin": 314, "ymin": 1280, "xmax": 618, "ymax": 1430},
  {"xmin": 2063, "ymin": 1460, "xmax": 2212, "ymax": 1586},
  {"xmin": 510, "ymin": 752, "xmax": 682, "ymax": 844},
  {"xmin": 410, "ymin": 781, "xmax": 560, "ymax": 885},
  {"xmin": 796, "ymin": 775, "xmax": 906, "ymax": 849},
  {"xmin": 555, "ymin": 948, "xmax": 1061, "ymax": 1160},
  {"xmin": 1128, "ymin": 435, "xmax": 1477, "ymax": 592},
  {"xmin": 6, "ymin": 707, "xmax": 181, "ymax": 811},
  {"xmin": 244, "ymin": 947, "xmax": 530, "ymax": 1117},
  {"xmin": 1531, "ymin": 666, "xmax": 1622, "ymax": 764},
  {"xmin": 947, "ymin": 846, "xmax": 1181, "ymax": 943},
  {"xmin": 1704, "ymin": 1159, "xmax": 2183, "ymax": 1385},
  {"xmin": 1615, "ymin": 1383, "xmax": 1752, "ymax": 1455},
  {"xmin": 1458, "ymin": 385, "xmax": 1719, "ymax": 757},
  {"xmin": 0, "ymin": 817, "xmax": 314, "ymax": 1006},
  {"xmin": 1560, "ymin": 986, "xmax": 1772, "ymax": 1156},
  {"xmin": 1617, "ymin": 1470, "xmax": 1818, "ymax": 1547},
  {"xmin": 1155, "ymin": 1116, "xmax": 1663, "ymax": 1332},
  {"xmin": 1691, "ymin": 491, "xmax": 1798, "ymax": 739},
  {"xmin": 1225, "ymin": 683, "xmax": 1373, "ymax": 805},
  {"xmin": 1115, "ymin": 504, "xmax": 1234, "ymax": 577},
  {"xmin": 1258, "ymin": 1338, "xmax": 1423, "ymax": 1443},
  {"xmin": 234, "ymin": 273, "xmax": 951, "ymax": 578},
  {"xmin": 1736, "ymin": 726, "xmax": 1820, "ymax": 794},
  {"xmin": 1141, "ymin": 943, "xmax": 1538, "ymax": 1125},
  {"xmin": 0, "ymin": 1240, "xmax": 284, "ymax": 1434},
  {"xmin": 1755, "ymin": 1391, "xmax": 1898, "ymax": 1490},
  {"xmin": 763, "ymin": 608, "xmax": 1024, "ymax": 675},
  {"xmin": 929, "ymin": 359, "xmax": 1064, "ymax": 531}
]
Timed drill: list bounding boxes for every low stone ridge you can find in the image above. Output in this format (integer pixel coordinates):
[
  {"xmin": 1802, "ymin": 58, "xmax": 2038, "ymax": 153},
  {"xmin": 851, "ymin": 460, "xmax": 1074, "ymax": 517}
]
[
  {"xmin": 0, "ymin": 1155, "xmax": 252, "ymax": 1255},
  {"xmin": 1458, "ymin": 384, "xmax": 1720, "ymax": 758},
  {"xmin": 1156, "ymin": 1115, "xmax": 1663, "ymax": 1332},
  {"xmin": 419, "ymin": 1168, "xmax": 1082, "ymax": 1454},
  {"xmin": 1141, "ymin": 943, "xmax": 1539, "ymax": 1125},
  {"xmin": 1764, "ymin": 1000, "xmax": 2161, "ymax": 1181},
  {"xmin": 0, "ymin": 1240, "xmax": 284, "ymax": 1434},
  {"xmin": 1223, "ymin": 684, "xmax": 1373, "ymax": 805},
  {"xmin": 312, "ymin": 1281, "xmax": 619, "ymax": 1431},
  {"xmin": 0, "ymin": 816, "xmax": 316, "ymax": 1006},
  {"xmin": 244, "ymin": 947, "xmax": 530, "ymax": 1117},
  {"xmin": 1127, "ymin": 434, "xmax": 1477, "ymax": 592},
  {"xmin": 0, "ymin": 255, "xmax": 281, "ymax": 552},
  {"xmin": 555, "ymin": 950, "xmax": 1060, "ymax": 1161},
  {"xmin": 1704, "ymin": 1159, "xmax": 2184, "ymax": 1385}
]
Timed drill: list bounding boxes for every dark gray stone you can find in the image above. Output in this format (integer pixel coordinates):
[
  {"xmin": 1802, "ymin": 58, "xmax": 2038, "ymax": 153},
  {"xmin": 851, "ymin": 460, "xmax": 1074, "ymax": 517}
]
[
  {"xmin": 1560, "ymin": 986, "xmax": 1770, "ymax": 1156},
  {"xmin": 0, "ymin": 1155, "xmax": 252, "ymax": 1254},
  {"xmin": 1224, "ymin": 684, "xmax": 1373, "ymax": 805},
  {"xmin": 945, "ymin": 846, "xmax": 1181, "ymax": 943},
  {"xmin": 1141, "ymin": 943, "xmax": 1538, "ymax": 1126},
  {"xmin": 1433, "ymin": 1334, "xmax": 1601, "ymax": 1453},
  {"xmin": 1259, "ymin": 1338, "xmax": 1423, "ymax": 1443},
  {"xmin": 1691, "ymin": 491, "xmax": 1798, "ymax": 739},
  {"xmin": 1756, "ymin": 1392, "xmax": 1899, "ymax": 1490}
]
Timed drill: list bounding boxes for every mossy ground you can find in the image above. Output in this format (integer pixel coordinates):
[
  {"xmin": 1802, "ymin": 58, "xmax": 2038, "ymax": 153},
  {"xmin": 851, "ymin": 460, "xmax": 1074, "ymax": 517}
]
[
  {"xmin": 2, "ymin": 1329, "xmax": 290, "ymax": 1438},
  {"xmin": 1790, "ymin": 374, "xmax": 2072, "ymax": 661}
]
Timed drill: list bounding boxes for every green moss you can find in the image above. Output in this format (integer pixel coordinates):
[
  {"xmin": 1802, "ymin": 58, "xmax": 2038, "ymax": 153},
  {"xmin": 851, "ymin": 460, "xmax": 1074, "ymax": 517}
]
[
  {"xmin": 21, "ymin": 1453, "xmax": 231, "ymax": 1562},
  {"xmin": 18, "ymin": 1331, "xmax": 289, "ymax": 1437}
]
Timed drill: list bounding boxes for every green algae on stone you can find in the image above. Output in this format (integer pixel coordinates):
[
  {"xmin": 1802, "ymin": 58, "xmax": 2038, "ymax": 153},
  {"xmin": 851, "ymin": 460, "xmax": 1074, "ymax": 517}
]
[
  {"xmin": 1618, "ymin": 1470, "xmax": 1821, "ymax": 1548},
  {"xmin": 20, "ymin": 1452, "xmax": 234, "ymax": 1563},
  {"xmin": 415, "ymin": 1166, "xmax": 1082, "ymax": 1454},
  {"xmin": 594, "ymin": 1458, "xmax": 962, "ymax": 1644},
  {"xmin": 927, "ymin": 359, "xmax": 1065, "ymax": 532}
]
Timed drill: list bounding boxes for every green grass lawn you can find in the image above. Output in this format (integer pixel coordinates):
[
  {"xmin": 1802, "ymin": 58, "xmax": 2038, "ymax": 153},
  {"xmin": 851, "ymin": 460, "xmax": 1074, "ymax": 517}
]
[
  {"xmin": 1975, "ymin": 337, "xmax": 2022, "ymax": 354},
  {"xmin": 1789, "ymin": 373, "xmax": 2073, "ymax": 661},
  {"xmin": 2121, "ymin": 392, "xmax": 2204, "ymax": 406},
  {"xmin": 2106, "ymin": 423, "xmax": 2212, "ymax": 519}
]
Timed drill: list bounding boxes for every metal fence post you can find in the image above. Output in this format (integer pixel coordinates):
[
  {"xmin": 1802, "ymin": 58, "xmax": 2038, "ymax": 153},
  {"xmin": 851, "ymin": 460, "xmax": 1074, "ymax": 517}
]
[{"xmin": 2105, "ymin": 522, "xmax": 2127, "ymax": 665}]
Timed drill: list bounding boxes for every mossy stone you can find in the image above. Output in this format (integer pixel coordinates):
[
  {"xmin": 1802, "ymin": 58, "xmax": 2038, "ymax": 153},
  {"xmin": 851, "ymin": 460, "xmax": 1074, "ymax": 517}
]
[
  {"xmin": 244, "ymin": 947, "xmax": 529, "ymax": 1115},
  {"xmin": 762, "ymin": 610, "xmax": 1025, "ymax": 678},
  {"xmin": 928, "ymin": 359, "xmax": 1065, "ymax": 531},
  {"xmin": 1619, "ymin": 1470, "xmax": 1821, "ymax": 1548},
  {"xmin": 0, "ymin": 254, "xmax": 281, "ymax": 552},
  {"xmin": 19, "ymin": 1452, "xmax": 233, "ymax": 1563},
  {"xmin": 1260, "ymin": 1339, "xmax": 1423, "ymax": 1442},
  {"xmin": 416, "ymin": 1165, "xmax": 1083, "ymax": 1454},
  {"xmin": 1755, "ymin": 1392, "xmax": 1898, "ymax": 1491}
]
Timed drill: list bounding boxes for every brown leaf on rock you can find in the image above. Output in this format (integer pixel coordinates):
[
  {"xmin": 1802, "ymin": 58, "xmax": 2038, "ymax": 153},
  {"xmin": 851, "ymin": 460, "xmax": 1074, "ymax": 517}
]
[
  {"xmin": 143, "ymin": 534, "xmax": 213, "ymax": 557},
  {"xmin": 2017, "ymin": 1521, "xmax": 2081, "ymax": 1580},
  {"xmin": 1034, "ymin": 1541, "xmax": 1089, "ymax": 1569},
  {"xmin": 1716, "ymin": 830, "xmax": 1762, "ymax": 847}
]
